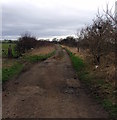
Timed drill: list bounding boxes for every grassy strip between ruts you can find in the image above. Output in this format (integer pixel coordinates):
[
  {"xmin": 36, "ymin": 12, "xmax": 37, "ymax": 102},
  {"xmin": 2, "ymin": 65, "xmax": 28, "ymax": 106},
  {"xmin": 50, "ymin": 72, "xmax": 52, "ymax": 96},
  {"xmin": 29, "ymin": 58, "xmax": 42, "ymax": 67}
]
[
  {"xmin": 65, "ymin": 48, "xmax": 117, "ymax": 119},
  {"xmin": 2, "ymin": 50, "xmax": 56, "ymax": 83},
  {"xmin": 24, "ymin": 50, "xmax": 56, "ymax": 63}
]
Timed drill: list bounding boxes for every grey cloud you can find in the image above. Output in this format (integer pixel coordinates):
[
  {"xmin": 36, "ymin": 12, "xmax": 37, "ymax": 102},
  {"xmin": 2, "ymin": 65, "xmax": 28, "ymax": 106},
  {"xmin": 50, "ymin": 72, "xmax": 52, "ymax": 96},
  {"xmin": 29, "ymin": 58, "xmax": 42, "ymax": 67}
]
[{"xmin": 2, "ymin": 0, "xmax": 99, "ymax": 39}]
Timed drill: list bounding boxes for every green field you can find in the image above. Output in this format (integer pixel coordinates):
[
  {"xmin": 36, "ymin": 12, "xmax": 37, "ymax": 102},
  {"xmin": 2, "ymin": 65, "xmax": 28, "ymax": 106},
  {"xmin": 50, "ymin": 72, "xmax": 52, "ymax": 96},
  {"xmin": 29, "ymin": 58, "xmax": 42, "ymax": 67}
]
[{"xmin": 2, "ymin": 43, "xmax": 17, "ymax": 57}]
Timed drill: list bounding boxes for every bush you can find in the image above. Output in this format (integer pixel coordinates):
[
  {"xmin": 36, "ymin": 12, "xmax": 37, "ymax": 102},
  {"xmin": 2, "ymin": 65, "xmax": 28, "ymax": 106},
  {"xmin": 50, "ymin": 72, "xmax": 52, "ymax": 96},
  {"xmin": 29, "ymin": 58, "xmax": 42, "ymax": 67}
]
[{"xmin": 15, "ymin": 33, "xmax": 37, "ymax": 56}]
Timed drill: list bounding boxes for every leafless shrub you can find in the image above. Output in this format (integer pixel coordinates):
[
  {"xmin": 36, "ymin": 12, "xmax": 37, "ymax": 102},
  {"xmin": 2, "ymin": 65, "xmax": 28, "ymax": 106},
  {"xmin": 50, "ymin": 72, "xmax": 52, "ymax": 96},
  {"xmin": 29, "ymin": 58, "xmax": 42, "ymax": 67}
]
[
  {"xmin": 15, "ymin": 33, "xmax": 37, "ymax": 56},
  {"xmin": 77, "ymin": 8, "xmax": 115, "ymax": 65}
]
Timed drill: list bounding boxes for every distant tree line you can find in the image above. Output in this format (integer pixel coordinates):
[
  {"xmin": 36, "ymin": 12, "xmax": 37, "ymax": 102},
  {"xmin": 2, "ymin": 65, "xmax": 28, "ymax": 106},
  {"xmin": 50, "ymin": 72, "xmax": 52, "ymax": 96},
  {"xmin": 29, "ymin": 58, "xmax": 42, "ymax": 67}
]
[
  {"xmin": 2, "ymin": 40, "xmax": 17, "ymax": 44},
  {"xmin": 59, "ymin": 36, "xmax": 77, "ymax": 47}
]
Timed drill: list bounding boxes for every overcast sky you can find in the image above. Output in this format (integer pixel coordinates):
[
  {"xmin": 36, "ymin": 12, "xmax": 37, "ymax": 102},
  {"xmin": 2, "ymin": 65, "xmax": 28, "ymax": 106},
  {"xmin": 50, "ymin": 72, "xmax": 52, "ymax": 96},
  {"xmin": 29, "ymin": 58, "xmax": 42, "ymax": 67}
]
[{"xmin": 1, "ymin": 0, "xmax": 116, "ymax": 40}]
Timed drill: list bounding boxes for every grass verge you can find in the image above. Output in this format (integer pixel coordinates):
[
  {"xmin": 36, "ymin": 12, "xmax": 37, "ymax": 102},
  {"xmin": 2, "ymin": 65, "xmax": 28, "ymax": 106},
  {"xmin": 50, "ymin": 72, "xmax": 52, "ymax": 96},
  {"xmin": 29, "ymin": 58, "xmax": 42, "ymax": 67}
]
[
  {"xmin": 66, "ymin": 49, "xmax": 85, "ymax": 71},
  {"xmin": 2, "ymin": 62, "xmax": 24, "ymax": 83},
  {"xmin": 66, "ymin": 48, "xmax": 117, "ymax": 119}
]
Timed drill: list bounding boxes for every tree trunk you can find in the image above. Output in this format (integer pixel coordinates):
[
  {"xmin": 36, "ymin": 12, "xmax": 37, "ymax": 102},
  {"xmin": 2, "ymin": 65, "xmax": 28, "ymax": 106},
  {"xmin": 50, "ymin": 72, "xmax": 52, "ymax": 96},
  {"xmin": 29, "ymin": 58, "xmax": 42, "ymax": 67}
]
[
  {"xmin": 94, "ymin": 55, "xmax": 100, "ymax": 65},
  {"xmin": 77, "ymin": 47, "xmax": 80, "ymax": 52}
]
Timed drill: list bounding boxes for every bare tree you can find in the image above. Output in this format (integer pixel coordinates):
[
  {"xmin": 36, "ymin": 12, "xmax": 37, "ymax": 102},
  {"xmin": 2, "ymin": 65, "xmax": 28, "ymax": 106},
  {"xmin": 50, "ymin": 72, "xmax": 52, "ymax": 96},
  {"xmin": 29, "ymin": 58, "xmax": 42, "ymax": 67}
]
[{"xmin": 77, "ymin": 12, "xmax": 115, "ymax": 65}]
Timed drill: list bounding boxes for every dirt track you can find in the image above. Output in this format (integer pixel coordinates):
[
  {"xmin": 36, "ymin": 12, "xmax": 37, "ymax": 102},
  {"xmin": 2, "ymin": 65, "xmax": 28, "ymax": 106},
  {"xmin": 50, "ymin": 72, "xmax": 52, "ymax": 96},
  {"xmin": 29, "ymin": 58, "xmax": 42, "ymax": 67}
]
[{"xmin": 2, "ymin": 45, "xmax": 109, "ymax": 118}]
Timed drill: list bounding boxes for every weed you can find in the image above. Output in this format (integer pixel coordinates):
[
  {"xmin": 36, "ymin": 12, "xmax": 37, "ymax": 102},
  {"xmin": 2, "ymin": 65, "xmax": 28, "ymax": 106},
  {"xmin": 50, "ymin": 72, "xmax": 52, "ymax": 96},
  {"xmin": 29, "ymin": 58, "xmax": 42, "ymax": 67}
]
[{"xmin": 102, "ymin": 99, "xmax": 117, "ymax": 119}]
